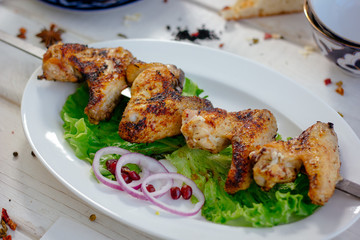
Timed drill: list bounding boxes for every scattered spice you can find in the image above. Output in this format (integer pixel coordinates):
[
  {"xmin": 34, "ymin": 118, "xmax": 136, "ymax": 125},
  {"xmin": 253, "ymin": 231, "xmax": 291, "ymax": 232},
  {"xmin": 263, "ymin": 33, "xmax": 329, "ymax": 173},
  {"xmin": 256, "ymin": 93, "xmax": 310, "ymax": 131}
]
[
  {"xmin": 219, "ymin": 43, "xmax": 224, "ymax": 48},
  {"xmin": 264, "ymin": 32, "xmax": 284, "ymax": 40},
  {"xmin": 1, "ymin": 220, "xmax": 7, "ymax": 233},
  {"xmin": 324, "ymin": 78, "xmax": 332, "ymax": 85},
  {"xmin": 174, "ymin": 27, "xmax": 219, "ymax": 42},
  {"xmin": 1, "ymin": 209, "xmax": 16, "ymax": 231},
  {"xmin": 248, "ymin": 38, "xmax": 259, "ymax": 46},
  {"xmin": 335, "ymin": 81, "xmax": 344, "ymax": 95},
  {"xmin": 12, "ymin": 152, "xmax": 18, "ymax": 157},
  {"xmin": 11, "ymin": 131, "xmax": 14, "ymax": 134},
  {"xmin": 271, "ymin": 33, "xmax": 284, "ymax": 39},
  {"xmin": 31, "ymin": 151, "xmax": 36, "ymax": 157},
  {"xmin": 89, "ymin": 214, "xmax": 96, "ymax": 221},
  {"xmin": 335, "ymin": 86, "xmax": 344, "ymax": 95},
  {"xmin": 338, "ymin": 112, "xmax": 344, "ymax": 117},
  {"xmin": 264, "ymin": 32, "xmax": 272, "ymax": 40},
  {"xmin": 336, "ymin": 81, "xmax": 343, "ymax": 87},
  {"xmin": 36, "ymin": 24, "xmax": 64, "ymax": 48},
  {"xmin": 117, "ymin": 33, "xmax": 127, "ymax": 39},
  {"xmin": 166, "ymin": 25, "xmax": 171, "ymax": 31},
  {"xmin": 17, "ymin": 27, "xmax": 27, "ymax": 39},
  {"xmin": 0, "ymin": 228, "xmax": 6, "ymax": 239}
]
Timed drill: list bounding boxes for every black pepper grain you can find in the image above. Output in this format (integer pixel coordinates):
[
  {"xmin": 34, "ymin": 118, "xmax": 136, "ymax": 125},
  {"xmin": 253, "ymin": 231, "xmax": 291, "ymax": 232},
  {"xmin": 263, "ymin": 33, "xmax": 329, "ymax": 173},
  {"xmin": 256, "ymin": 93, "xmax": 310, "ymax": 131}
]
[{"xmin": 13, "ymin": 152, "xmax": 18, "ymax": 157}]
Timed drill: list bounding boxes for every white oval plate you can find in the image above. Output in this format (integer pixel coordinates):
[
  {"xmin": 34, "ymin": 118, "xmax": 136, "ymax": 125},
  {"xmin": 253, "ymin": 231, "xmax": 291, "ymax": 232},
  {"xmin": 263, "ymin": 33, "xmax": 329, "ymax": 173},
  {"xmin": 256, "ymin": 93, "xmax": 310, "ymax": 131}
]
[{"xmin": 21, "ymin": 39, "xmax": 360, "ymax": 240}]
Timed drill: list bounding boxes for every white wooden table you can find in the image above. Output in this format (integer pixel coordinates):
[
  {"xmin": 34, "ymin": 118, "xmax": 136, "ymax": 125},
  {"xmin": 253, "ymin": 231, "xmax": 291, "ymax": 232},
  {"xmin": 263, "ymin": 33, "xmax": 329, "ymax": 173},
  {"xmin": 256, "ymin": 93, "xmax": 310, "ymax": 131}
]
[{"xmin": 0, "ymin": 0, "xmax": 359, "ymax": 239}]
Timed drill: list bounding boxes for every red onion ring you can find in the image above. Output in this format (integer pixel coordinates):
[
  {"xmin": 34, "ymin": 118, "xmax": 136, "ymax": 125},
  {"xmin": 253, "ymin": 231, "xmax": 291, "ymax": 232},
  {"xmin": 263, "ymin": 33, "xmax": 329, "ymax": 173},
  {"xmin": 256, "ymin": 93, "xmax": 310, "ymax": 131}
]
[
  {"xmin": 115, "ymin": 153, "xmax": 172, "ymax": 200},
  {"xmin": 141, "ymin": 173, "xmax": 205, "ymax": 216},
  {"xmin": 92, "ymin": 146, "xmax": 131, "ymax": 191}
]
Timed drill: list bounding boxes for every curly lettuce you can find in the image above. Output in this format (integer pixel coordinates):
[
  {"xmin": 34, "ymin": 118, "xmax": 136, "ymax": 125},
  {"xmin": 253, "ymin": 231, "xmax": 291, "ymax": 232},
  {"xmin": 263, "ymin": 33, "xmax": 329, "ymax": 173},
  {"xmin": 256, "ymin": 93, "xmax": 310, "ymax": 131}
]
[
  {"xmin": 60, "ymin": 78, "xmax": 319, "ymax": 227},
  {"xmin": 166, "ymin": 146, "xmax": 319, "ymax": 227}
]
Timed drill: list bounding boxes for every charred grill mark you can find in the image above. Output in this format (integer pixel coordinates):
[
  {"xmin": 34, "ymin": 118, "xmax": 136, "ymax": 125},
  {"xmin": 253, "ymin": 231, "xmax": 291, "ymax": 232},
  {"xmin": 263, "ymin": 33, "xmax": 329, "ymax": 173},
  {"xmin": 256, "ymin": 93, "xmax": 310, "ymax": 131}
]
[
  {"xmin": 235, "ymin": 109, "xmax": 254, "ymax": 122},
  {"xmin": 120, "ymin": 117, "xmax": 147, "ymax": 140},
  {"xmin": 145, "ymin": 101, "xmax": 174, "ymax": 116}
]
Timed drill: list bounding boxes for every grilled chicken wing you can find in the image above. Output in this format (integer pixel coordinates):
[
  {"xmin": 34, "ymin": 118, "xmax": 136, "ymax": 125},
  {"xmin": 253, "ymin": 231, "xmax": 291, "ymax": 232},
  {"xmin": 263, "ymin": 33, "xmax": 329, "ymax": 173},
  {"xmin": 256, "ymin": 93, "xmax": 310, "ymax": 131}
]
[
  {"xmin": 181, "ymin": 108, "xmax": 277, "ymax": 193},
  {"xmin": 42, "ymin": 42, "xmax": 134, "ymax": 124},
  {"xmin": 250, "ymin": 122, "xmax": 341, "ymax": 205},
  {"xmin": 118, "ymin": 62, "xmax": 213, "ymax": 143},
  {"xmin": 250, "ymin": 140, "xmax": 302, "ymax": 190}
]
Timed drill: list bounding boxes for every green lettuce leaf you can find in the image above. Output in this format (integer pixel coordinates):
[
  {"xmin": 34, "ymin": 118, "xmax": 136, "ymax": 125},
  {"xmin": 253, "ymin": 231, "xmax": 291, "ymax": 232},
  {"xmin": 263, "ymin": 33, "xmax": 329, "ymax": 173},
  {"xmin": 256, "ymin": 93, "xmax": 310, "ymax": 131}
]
[
  {"xmin": 61, "ymin": 84, "xmax": 186, "ymax": 163},
  {"xmin": 166, "ymin": 145, "xmax": 319, "ymax": 227},
  {"xmin": 182, "ymin": 77, "xmax": 206, "ymax": 98}
]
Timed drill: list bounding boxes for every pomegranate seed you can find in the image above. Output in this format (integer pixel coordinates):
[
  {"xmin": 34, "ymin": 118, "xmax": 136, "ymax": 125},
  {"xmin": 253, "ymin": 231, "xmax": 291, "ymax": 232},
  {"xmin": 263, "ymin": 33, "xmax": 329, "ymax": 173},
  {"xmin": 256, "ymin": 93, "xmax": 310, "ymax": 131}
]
[
  {"xmin": 128, "ymin": 171, "xmax": 140, "ymax": 181},
  {"xmin": 181, "ymin": 185, "xmax": 193, "ymax": 200},
  {"xmin": 122, "ymin": 173, "xmax": 132, "ymax": 184},
  {"xmin": 324, "ymin": 78, "xmax": 332, "ymax": 85},
  {"xmin": 170, "ymin": 187, "xmax": 181, "ymax": 200},
  {"xmin": 146, "ymin": 184, "xmax": 156, "ymax": 193},
  {"xmin": 121, "ymin": 166, "xmax": 130, "ymax": 173},
  {"xmin": 106, "ymin": 159, "xmax": 118, "ymax": 175}
]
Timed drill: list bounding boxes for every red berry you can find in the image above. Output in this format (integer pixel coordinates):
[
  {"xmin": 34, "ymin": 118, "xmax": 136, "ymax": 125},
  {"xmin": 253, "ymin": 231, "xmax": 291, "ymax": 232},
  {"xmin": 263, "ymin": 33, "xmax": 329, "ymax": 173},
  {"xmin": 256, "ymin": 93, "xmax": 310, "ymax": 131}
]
[
  {"xmin": 146, "ymin": 184, "xmax": 156, "ymax": 193},
  {"xmin": 105, "ymin": 159, "xmax": 117, "ymax": 175},
  {"xmin": 122, "ymin": 173, "xmax": 132, "ymax": 184},
  {"xmin": 128, "ymin": 171, "xmax": 140, "ymax": 181},
  {"xmin": 170, "ymin": 187, "xmax": 181, "ymax": 200},
  {"xmin": 181, "ymin": 185, "xmax": 193, "ymax": 200}
]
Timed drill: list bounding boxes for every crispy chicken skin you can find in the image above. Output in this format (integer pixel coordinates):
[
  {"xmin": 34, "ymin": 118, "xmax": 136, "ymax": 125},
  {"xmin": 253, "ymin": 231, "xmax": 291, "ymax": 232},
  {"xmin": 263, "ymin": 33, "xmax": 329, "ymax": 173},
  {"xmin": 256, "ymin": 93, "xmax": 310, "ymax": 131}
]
[
  {"xmin": 118, "ymin": 62, "xmax": 213, "ymax": 143},
  {"xmin": 181, "ymin": 108, "xmax": 277, "ymax": 194},
  {"xmin": 250, "ymin": 122, "xmax": 342, "ymax": 205},
  {"xmin": 42, "ymin": 42, "xmax": 134, "ymax": 124}
]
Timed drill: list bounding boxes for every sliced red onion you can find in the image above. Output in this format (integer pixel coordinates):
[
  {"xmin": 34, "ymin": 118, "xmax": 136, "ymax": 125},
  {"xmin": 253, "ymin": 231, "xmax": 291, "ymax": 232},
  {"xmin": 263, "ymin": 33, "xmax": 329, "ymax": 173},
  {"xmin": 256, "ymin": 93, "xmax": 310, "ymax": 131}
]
[
  {"xmin": 92, "ymin": 146, "xmax": 131, "ymax": 190},
  {"xmin": 141, "ymin": 173, "xmax": 205, "ymax": 216},
  {"xmin": 115, "ymin": 153, "xmax": 172, "ymax": 200},
  {"xmin": 159, "ymin": 159, "xmax": 178, "ymax": 173}
]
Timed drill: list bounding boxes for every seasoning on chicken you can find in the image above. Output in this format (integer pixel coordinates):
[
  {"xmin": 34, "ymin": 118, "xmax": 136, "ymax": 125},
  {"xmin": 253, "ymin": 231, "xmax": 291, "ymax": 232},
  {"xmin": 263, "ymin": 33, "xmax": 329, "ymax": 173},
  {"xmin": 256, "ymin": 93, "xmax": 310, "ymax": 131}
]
[
  {"xmin": 42, "ymin": 42, "xmax": 134, "ymax": 124},
  {"xmin": 250, "ymin": 122, "xmax": 342, "ymax": 205},
  {"xmin": 118, "ymin": 62, "xmax": 213, "ymax": 143},
  {"xmin": 181, "ymin": 108, "xmax": 278, "ymax": 194}
]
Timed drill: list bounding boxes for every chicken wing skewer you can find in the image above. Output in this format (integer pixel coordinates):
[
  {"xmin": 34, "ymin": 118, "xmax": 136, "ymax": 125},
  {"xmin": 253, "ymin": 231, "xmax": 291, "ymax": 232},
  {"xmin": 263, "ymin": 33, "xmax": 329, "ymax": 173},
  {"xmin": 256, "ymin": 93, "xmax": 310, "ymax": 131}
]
[
  {"xmin": 42, "ymin": 42, "xmax": 134, "ymax": 124},
  {"xmin": 250, "ymin": 122, "xmax": 342, "ymax": 205},
  {"xmin": 181, "ymin": 108, "xmax": 278, "ymax": 193},
  {"xmin": 118, "ymin": 62, "xmax": 213, "ymax": 143}
]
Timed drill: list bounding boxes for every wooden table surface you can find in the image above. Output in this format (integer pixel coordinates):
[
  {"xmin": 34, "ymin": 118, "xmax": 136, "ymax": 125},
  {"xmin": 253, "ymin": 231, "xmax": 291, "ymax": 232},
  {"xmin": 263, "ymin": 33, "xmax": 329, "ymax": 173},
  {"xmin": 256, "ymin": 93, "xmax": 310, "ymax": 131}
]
[{"xmin": 1, "ymin": 0, "xmax": 360, "ymax": 239}]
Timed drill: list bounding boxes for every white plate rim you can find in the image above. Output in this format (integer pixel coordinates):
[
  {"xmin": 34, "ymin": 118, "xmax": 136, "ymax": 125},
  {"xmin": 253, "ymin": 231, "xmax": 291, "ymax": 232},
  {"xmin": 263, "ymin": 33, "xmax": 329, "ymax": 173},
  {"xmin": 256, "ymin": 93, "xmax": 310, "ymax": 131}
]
[{"xmin": 21, "ymin": 39, "xmax": 360, "ymax": 240}]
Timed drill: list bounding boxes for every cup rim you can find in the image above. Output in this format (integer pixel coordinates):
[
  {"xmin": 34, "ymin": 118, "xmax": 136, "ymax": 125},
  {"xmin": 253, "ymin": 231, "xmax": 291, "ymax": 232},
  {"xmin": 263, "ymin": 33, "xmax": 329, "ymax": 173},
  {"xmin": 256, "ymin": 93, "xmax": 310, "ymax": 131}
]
[
  {"xmin": 304, "ymin": 0, "xmax": 360, "ymax": 49},
  {"xmin": 307, "ymin": 0, "xmax": 360, "ymax": 46}
]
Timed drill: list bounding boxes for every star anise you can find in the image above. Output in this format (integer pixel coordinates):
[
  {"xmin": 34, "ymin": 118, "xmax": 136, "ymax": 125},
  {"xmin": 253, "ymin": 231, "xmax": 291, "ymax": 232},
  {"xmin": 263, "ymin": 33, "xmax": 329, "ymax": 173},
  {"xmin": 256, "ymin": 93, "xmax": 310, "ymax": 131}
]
[{"xmin": 36, "ymin": 24, "xmax": 64, "ymax": 48}]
